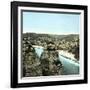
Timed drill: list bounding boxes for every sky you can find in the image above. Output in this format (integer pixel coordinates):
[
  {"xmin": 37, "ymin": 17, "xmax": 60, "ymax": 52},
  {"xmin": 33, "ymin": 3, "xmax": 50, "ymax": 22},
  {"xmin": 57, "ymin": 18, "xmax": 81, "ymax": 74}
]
[{"xmin": 22, "ymin": 11, "xmax": 80, "ymax": 35}]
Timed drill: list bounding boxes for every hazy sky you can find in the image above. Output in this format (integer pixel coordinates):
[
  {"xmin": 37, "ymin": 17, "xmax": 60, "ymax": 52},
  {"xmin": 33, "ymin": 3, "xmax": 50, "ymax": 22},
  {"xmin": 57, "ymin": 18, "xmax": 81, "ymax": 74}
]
[{"xmin": 23, "ymin": 11, "xmax": 80, "ymax": 35}]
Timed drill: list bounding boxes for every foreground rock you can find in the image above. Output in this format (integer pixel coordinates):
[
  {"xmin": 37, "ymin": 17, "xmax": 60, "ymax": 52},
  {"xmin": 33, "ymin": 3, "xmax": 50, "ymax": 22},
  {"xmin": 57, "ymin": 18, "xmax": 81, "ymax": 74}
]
[
  {"xmin": 22, "ymin": 40, "xmax": 42, "ymax": 77},
  {"xmin": 40, "ymin": 41, "xmax": 63, "ymax": 76},
  {"xmin": 22, "ymin": 37, "xmax": 63, "ymax": 77}
]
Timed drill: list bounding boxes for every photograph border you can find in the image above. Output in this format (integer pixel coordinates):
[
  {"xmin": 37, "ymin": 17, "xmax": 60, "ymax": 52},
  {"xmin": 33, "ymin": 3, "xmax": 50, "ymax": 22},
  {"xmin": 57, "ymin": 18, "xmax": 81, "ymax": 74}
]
[{"xmin": 11, "ymin": 1, "xmax": 88, "ymax": 88}]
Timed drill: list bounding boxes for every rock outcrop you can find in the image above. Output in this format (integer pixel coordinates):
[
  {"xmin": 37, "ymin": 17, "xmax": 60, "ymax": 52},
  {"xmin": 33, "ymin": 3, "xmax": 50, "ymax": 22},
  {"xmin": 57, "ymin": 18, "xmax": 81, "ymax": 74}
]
[
  {"xmin": 22, "ymin": 37, "xmax": 63, "ymax": 77},
  {"xmin": 40, "ymin": 41, "xmax": 63, "ymax": 76},
  {"xmin": 22, "ymin": 38, "xmax": 42, "ymax": 77}
]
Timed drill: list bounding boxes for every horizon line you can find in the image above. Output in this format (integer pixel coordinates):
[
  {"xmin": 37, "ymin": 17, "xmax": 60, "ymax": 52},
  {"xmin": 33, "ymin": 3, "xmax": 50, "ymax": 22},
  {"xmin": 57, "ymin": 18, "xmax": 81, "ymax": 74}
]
[{"xmin": 23, "ymin": 32, "xmax": 79, "ymax": 35}]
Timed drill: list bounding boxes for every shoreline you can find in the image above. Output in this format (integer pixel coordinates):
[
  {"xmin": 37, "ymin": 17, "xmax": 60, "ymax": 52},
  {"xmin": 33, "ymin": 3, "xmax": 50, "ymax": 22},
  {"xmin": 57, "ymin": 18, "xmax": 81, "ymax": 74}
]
[
  {"xmin": 33, "ymin": 45, "xmax": 44, "ymax": 48},
  {"xmin": 57, "ymin": 50, "xmax": 79, "ymax": 63},
  {"xmin": 32, "ymin": 45, "xmax": 79, "ymax": 63}
]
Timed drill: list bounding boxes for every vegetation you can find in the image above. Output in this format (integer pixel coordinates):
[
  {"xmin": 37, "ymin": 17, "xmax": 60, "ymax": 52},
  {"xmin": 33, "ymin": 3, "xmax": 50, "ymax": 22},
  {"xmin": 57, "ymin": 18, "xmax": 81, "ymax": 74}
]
[
  {"xmin": 22, "ymin": 33, "xmax": 79, "ymax": 77},
  {"xmin": 23, "ymin": 33, "xmax": 79, "ymax": 60}
]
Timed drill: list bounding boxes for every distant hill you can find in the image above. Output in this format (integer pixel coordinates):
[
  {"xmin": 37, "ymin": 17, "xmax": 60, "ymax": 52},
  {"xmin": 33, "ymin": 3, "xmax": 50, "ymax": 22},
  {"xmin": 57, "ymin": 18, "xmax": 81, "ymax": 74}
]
[
  {"xmin": 23, "ymin": 32, "xmax": 79, "ymax": 60},
  {"xmin": 23, "ymin": 32, "xmax": 79, "ymax": 42},
  {"xmin": 59, "ymin": 34, "xmax": 79, "ymax": 41},
  {"xmin": 49, "ymin": 34, "xmax": 79, "ymax": 40}
]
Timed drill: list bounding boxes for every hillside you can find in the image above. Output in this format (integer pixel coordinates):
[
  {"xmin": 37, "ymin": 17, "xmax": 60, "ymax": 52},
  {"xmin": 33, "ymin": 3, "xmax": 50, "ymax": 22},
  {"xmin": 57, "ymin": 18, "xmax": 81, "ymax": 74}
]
[{"xmin": 23, "ymin": 32, "xmax": 79, "ymax": 60}]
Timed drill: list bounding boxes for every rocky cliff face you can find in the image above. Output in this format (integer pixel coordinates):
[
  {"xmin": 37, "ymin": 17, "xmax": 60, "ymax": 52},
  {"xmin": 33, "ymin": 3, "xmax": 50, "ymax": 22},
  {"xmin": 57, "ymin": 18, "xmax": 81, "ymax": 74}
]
[
  {"xmin": 22, "ymin": 38, "xmax": 42, "ymax": 77},
  {"xmin": 40, "ymin": 42, "xmax": 63, "ymax": 76},
  {"xmin": 23, "ymin": 50, "xmax": 42, "ymax": 77},
  {"xmin": 22, "ymin": 37, "xmax": 63, "ymax": 77},
  {"xmin": 40, "ymin": 51, "xmax": 63, "ymax": 76}
]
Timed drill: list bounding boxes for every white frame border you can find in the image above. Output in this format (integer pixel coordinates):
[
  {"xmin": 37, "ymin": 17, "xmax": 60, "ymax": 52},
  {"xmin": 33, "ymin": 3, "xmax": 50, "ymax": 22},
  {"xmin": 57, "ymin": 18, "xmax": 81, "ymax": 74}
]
[{"xmin": 18, "ymin": 6, "xmax": 84, "ymax": 83}]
